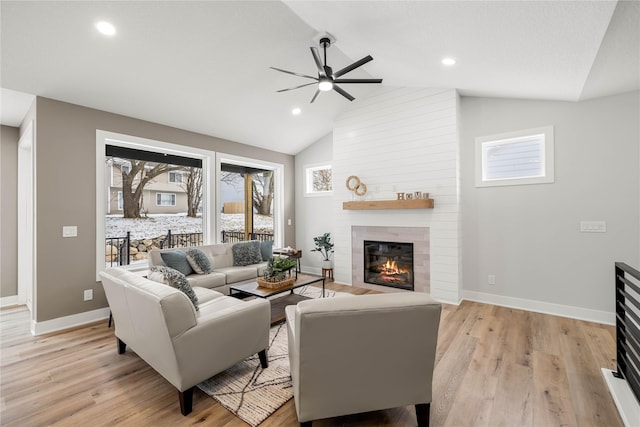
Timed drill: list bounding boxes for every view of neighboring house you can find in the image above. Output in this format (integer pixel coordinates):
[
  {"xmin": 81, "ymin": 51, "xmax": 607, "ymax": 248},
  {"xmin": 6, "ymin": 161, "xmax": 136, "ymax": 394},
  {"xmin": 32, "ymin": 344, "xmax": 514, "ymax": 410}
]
[{"xmin": 106, "ymin": 159, "xmax": 190, "ymax": 216}]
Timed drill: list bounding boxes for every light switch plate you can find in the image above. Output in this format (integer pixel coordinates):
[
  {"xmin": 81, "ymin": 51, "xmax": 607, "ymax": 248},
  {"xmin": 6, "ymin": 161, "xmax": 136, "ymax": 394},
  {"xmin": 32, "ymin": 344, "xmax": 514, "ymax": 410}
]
[
  {"xmin": 62, "ymin": 226, "xmax": 78, "ymax": 237},
  {"xmin": 580, "ymin": 221, "xmax": 606, "ymax": 233}
]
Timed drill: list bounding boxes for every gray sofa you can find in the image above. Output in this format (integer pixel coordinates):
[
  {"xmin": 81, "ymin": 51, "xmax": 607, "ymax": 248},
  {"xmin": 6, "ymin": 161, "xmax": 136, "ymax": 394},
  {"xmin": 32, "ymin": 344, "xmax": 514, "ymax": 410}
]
[
  {"xmin": 148, "ymin": 242, "xmax": 271, "ymax": 295},
  {"xmin": 100, "ymin": 267, "xmax": 271, "ymax": 415}
]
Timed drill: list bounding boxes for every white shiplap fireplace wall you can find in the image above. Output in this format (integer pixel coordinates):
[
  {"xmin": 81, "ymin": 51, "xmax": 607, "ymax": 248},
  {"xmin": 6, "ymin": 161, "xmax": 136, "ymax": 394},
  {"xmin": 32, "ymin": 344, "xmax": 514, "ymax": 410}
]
[{"xmin": 332, "ymin": 87, "xmax": 461, "ymax": 303}]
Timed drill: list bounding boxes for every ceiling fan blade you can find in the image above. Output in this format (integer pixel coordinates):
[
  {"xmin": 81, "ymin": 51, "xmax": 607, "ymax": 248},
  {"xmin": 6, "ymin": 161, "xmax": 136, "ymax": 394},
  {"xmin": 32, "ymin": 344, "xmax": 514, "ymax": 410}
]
[
  {"xmin": 269, "ymin": 67, "xmax": 317, "ymax": 80},
  {"xmin": 310, "ymin": 47, "xmax": 326, "ymax": 77},
  {"xmin": 277, "ymin": 82, "xmax": 318, "ymax": 92},
  {"xmin": 333, "ymin": 55, "xmax": 374, "ymax": 78},
  {"xmin": 333, "ymin": 85, "xmax": 355, "ymax": 102},
  {"xmin": 334, "ymin": 78, "xmax": 383, "ymax": 84},
  {"xmin": 310, "ymin": 89, "xmax": 320, "ymax": 103}
]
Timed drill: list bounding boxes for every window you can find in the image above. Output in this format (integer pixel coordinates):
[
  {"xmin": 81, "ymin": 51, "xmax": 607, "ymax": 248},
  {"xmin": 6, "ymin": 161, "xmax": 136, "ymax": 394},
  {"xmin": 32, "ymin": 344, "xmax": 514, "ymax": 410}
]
[
  {"xmin": 305, "ymin": 164, "xmax": 332, "ymax": 196},
  {"xmin": 156, "ymin": 193, "xmax": 176, "ymax": 206},
  {"xmin": 168, "ymin": 171, "xmax": 183, "ymax": 183},
  {"xmin": 117, "ymin": 191, "xmax": 124, "ymax": 210},
  {"xmin": 121, "ymin": 162, "xmax": 131, "ymax": 175},
  {"xmin": 475, "ymin": 126, "xmax": 554, "ymax": 187}
]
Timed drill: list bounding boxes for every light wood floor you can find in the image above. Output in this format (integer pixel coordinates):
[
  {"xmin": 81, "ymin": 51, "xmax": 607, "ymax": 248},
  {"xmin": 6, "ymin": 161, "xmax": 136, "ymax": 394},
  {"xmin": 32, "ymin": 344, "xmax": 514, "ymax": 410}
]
[{"xmin": 1, "ymin": 283, "xmax": 622, "ymax": 426}]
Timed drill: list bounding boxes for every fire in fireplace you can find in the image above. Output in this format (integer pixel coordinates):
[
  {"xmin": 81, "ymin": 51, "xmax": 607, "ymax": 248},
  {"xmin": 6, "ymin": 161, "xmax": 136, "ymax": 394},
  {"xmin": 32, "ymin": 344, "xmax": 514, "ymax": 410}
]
[{"xmin": 363, "ymin": 240, "xmax": 414, "ymax": 290}]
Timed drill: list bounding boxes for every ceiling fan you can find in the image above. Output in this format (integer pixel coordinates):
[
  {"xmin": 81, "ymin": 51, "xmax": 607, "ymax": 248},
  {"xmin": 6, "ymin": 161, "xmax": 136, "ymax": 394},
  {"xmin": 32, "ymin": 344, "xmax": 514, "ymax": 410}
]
[{"xmin": 271, "ymin": 37, "xmax": 383, "ymax": 103}]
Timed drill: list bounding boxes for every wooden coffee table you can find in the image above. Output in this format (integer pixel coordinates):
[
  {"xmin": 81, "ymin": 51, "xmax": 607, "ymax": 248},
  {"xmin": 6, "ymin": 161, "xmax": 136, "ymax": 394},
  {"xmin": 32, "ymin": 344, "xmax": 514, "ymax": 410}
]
[{"xmin": 229, "ymin": 275, "xmax": 325, "ymax": 325}]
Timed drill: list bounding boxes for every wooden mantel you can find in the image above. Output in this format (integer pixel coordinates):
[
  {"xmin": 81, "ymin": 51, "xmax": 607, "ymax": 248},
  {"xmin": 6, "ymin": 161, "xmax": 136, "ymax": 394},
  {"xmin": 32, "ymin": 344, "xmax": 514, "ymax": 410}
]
[{"xmin": 342, "ymin": 198, "xmax": 434, "ymax": 210}]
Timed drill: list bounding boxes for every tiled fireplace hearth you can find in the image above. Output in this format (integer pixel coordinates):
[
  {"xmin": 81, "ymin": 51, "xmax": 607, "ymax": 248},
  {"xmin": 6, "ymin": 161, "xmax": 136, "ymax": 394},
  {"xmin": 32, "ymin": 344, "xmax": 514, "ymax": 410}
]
[{"xmin": 351, "ymin": 226, "xmax": 430, "ymax": 293}]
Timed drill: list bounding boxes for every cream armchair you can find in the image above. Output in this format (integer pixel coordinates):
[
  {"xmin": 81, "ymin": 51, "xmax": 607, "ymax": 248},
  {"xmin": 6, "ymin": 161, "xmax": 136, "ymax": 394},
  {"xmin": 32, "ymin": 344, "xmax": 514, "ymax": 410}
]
[
  {"xmin": 100, "ymin": 268, "xmax": 270, "ymax": 415},
  {"xmin": 285, "ymin": 292, "xmax": 441, "ymax": 427}
]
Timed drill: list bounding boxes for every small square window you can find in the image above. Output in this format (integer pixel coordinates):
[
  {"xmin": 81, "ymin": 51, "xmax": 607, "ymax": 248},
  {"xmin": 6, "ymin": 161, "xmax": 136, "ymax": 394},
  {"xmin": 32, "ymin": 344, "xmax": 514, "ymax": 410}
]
[
  {"xmin": 168, "ymin": 171, "xmax": 183, "ymax": 183},
  {"xmin": 305, "ymin": 164, "xmax": 332, "ymax": 196},
  {"xmin": 476, "ymin": 126, "xmax": 554, "ymax": 187},
  {"xmin": 156, "ymin": 193, "xmax": 176, "ymax": 206}
]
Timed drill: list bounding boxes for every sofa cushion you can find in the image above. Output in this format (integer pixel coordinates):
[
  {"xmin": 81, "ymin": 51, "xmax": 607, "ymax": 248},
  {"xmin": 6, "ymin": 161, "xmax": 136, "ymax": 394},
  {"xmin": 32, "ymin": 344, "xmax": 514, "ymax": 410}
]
[
  {"xmin": 232, "ymin": 240, "xmax": 263, "ymax": 266},
  {"xmin": 185, "ymin": 247, "xmax": 212, "ymax": 274},
  {"xmin": 213, "ymin": 266, "xmax": 259, "ymax": 284},
  {"xmin": 187, "ymin": 272, "xmax": 227, "ymax": 289},
  {"xmin": 160, "ymin": 250, "xmax": 194, "ymax": 276},
  {"xmin": 149, "ymin": 266, "xmax": 199, "ymax": 311},
  {"xmin": 260, "ymin": 240, "xmax": 273, "ymax": 261},
  {"xmin": 191, "ymin": 286, "xmax": 224, "ymax": 304}
]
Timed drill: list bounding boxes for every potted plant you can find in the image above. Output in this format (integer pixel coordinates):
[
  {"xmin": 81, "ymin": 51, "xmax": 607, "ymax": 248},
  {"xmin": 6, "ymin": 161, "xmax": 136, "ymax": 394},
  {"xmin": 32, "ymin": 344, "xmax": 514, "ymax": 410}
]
[
  {"xmin": 263, "ymin": 256, "xmax": 298, "ymax": 282},
  {"xmin": 311, "ymin": 232, "xmax": 334, "ymax": 268}
]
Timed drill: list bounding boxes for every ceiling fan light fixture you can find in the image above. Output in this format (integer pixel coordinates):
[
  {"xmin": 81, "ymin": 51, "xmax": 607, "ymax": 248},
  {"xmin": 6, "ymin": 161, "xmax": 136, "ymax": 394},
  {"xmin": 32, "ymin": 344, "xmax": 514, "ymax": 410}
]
[{"xmin": 318, "ymin": 79, "xmax": 333, "ymax": 92}]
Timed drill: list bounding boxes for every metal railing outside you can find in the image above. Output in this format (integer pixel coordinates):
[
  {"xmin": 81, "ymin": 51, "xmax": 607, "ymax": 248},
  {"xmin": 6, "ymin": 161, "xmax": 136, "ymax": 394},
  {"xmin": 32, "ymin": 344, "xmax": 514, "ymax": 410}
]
[
  {"xmin": 160, "ymin": 230, "xmax": 204, "ymax": 249},
  {"xmin": 221, "ymin": 230, "xmax": 274, "ymax": 243},
  {"xmin": 105, "ymin": 232, "xmax": 130, "ymax": 267}
]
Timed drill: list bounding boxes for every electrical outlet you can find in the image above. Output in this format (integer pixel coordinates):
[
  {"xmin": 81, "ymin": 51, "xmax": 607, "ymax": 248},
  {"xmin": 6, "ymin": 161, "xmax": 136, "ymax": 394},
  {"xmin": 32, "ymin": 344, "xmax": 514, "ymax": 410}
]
[
  {"xmin": 488, "ymin": 275, "xmax": 496, "ymax": 285},
  {"xmin": 580, "ymin": 221, "xmax": 606, "ymax": 233},
  {"xmin": 83, "ymin": 289, "xmax": 93, "ymax": 301}
]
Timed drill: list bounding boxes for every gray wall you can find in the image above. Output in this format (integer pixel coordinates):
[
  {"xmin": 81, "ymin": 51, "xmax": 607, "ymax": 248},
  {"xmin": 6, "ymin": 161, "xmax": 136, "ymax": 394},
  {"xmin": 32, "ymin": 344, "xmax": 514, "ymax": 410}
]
[
  {"xmin": 34, "ymin": 97, "xmax": 295, "ymax": 322},
  {"xmin": 1, "ymin": 125, "xmax": 19, "ymax": 298},
  {"xmin": 460, "ymin": 91, "xmax": 640, "ymax": 314}
]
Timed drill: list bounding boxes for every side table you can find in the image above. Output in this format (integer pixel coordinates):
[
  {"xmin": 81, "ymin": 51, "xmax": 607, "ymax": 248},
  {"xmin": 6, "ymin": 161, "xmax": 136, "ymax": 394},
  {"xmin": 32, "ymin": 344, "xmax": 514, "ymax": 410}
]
[{"xmin": 322, "ymin": 268, "xmax": 334, "ymax": 281}]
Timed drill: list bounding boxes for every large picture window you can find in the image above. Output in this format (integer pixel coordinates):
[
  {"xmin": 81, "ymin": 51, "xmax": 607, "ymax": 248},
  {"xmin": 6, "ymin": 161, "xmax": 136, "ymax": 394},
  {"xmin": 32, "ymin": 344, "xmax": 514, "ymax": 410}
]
[{"xmin": 475, "ymin": 126, "xmax": 554, "ymax": 187}]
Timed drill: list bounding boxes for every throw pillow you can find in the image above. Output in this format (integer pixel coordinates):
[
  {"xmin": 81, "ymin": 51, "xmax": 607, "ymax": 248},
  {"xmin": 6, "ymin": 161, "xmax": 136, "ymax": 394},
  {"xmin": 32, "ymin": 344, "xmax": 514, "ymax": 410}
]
[
  {"xmin": 260, "ymin": 240, "xmax": 273, "ymax": 262},
  {"xmin": 232, "ymin": 240, "xmax": 263, "ymax": 266},
  {"xmin": 185, "ymin": 247, "xmax": 213, "ymax": 274},
  {"xmin": 160, "ymin": 250, "xmax": 194, "ymax": 276},
  {"xmin": 149, "ymin": 265, "xmax": 199, "ymax": 311}
]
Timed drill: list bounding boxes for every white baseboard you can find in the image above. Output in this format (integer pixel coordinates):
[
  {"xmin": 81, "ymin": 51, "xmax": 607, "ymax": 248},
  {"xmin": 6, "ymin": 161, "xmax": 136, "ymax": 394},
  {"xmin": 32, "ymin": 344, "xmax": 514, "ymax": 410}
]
[
  {"xmin": 0, "ymin": 295, "xmax": 19, "ymax": 307},
  {"xmin": 31, "ymin": 307, "xmax": 111, "ymax": 336},
  {"xmin": 602, "ymin": 368, "xmax": 640, "ymax": 426},
  {"xmin": 463, "ymin": 290, "xmax": 615, "ymax": 325}
]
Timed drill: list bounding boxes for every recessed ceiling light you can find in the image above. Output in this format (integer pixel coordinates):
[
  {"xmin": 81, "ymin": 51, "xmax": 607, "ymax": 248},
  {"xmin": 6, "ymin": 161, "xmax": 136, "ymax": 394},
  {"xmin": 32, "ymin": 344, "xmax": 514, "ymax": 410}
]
[
  {"xmin": 442, "ymin": 57, "xmax": 456, "ymax": 66},
  {"xmin": 291, "ymin": 108, "xmax": 301, "ymax": 115},
  {"xmin": 96, "ymin": 21, "xmax": 116, "ymax": 36}
]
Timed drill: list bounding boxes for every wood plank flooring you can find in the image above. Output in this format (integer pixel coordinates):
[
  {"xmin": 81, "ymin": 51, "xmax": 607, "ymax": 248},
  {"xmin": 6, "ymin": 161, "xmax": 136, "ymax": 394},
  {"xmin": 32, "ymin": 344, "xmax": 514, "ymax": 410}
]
[{"xmin": 0, "ymin": 283, "xmax": 622, "ymax": 426}]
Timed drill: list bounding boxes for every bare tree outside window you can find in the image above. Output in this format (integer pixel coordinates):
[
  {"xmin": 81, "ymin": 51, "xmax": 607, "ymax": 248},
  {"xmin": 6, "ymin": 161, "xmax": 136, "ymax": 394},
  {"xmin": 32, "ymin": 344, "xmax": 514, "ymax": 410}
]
[
  {"xmin": 306, "ymin": 164, "xmax": 332, "ymax": 195},
  {"xmin": 252, "ymin": 171, "xmax": 274, "ymax": 216},
  {"xmin": 182, "ymin": 167, "xmax": 202, "ymax": 217},
  {"xmin": 120, "ymin": 160, "xmax": 183, "ymax": 218}
]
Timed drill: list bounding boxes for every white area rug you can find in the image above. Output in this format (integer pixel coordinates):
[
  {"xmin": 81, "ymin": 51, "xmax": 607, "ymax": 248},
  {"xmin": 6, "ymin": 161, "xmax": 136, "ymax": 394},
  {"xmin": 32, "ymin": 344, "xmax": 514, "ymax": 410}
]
[{"xmin": 197, "ymin": 285, "xmax": 345, "ymax": 426}]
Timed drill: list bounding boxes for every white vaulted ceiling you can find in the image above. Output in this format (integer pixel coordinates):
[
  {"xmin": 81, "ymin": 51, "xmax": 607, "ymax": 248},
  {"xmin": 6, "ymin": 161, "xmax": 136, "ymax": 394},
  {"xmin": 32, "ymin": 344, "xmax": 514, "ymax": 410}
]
[{"xmin": 1, "ymin": 1, "xmax": 638, "ymax": 155}]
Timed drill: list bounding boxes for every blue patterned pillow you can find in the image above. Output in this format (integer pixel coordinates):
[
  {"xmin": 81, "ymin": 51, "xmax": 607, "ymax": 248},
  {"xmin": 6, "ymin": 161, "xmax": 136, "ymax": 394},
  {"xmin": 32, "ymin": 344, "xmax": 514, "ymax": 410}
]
[
  {"xmin": 232, "ymin": 240, "xmax": 263, "ymax": 266},
  {"xmin": 260, "ymin": 240, "xmax": 273, "ymax": 262},
  {"xmin": 160, "ymin": 250, "xmax": 194, "ymax": 276},
  {"xmin": 185, "ymin": 248, "xmax": 212, "ymax": 274},
  {"xmin": 149, "ymin": 266, "xmax": 199, "ymax": 311}
]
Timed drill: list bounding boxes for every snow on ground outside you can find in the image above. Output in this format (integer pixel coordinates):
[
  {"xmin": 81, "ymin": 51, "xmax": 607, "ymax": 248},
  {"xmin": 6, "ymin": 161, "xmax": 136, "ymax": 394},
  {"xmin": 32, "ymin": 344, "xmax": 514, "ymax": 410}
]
[{"xmin": 105, "ymin": 213, "xmax": 274, "ymax": 239}]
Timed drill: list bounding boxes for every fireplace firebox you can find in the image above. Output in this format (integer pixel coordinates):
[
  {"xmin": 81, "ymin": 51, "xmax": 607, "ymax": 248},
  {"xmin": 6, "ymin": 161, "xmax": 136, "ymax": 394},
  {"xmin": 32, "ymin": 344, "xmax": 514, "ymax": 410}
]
[{"xmin": 363, "ymin": 240, "xmax": 414, "ymax": 291}]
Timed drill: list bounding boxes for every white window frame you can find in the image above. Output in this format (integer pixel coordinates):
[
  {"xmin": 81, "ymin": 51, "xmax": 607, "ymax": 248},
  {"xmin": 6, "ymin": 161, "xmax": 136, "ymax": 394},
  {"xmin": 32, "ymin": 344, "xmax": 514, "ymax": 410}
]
[
  {"xmin": 168, "ymin": 171, "xmax": 183, "ymax": 184},
  {"xmin": 304, "ymin": 163, "xmax": 333, "ymax": 197},
  {"xmin": 475, "ymin": 126, "xmax": 554, "ymax": 187},
  {"xmin": 156, "ymin": 192, "xmax": 176, "ymax": 206},
  {"xmin": 96, "ymin": 130, "xmax": 215, "ymax": 279}
]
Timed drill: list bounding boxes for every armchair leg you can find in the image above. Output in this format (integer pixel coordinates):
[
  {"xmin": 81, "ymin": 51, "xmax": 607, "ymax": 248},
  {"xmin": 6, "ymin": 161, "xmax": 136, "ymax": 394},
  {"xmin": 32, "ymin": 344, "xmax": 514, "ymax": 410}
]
[
  {"xmin": 258, "ymin": 349, "xmax": 268, "ymax": 368},
  {"xmin": 117, "ymin": 338, "xmax": 126, "ymax": 354},
  {"xmin": 415, "ymin": 403, "xmax": 430, "ymax": 427},
  {"xmin": 300, "ymin": 422, "xmax": 312, "ymax": 427},
  {"xmin": 179, "ymin": 387, "xmax": 194, "ymax": 416}
]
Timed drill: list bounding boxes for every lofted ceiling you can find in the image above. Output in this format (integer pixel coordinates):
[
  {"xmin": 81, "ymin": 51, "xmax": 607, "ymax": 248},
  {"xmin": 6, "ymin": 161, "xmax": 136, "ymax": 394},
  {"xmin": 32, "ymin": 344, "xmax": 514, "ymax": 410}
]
[{"xmin": 1, "ymin": 1, "xmax": 638, "ymax": 155}]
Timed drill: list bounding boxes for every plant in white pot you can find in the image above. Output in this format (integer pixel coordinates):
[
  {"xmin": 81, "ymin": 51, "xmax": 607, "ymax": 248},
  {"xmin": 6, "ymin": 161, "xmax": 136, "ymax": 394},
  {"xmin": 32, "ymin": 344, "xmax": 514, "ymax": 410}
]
[{"xmin": 311, "ymin": 232, "xmax": 334, "ymax": 269}]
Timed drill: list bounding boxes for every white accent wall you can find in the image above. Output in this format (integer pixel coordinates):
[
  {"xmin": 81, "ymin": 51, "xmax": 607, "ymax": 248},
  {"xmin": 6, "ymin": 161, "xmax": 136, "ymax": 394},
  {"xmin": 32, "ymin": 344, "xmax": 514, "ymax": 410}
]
[{"xmin": 332, "ymin": 87, "xmax": 461, "ymax": 303}]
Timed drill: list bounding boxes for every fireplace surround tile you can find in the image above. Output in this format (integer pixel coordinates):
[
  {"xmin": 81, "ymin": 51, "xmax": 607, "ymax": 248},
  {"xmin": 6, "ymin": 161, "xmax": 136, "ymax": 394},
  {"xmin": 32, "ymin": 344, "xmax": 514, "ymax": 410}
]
[{"xmin": 351, "ymin": 226, "xmax": 430, "ymax": 293}]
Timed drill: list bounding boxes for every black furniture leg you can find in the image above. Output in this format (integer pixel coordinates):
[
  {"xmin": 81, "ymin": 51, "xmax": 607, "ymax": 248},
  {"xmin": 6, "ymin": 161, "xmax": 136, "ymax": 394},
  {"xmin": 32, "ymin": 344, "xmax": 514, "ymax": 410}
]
[
  {"xmin": 179, "ymin": 387, "xmax": 194, "ymax": 415},
  {"xmin": 117, "ymin": 338, "xmax": 126, "ymax": 354},
  {"xmin": 258, "ymin": 349, "xmax": 268, "ymax": 368},
  {"xmin": 300, "ymin": 422, "xmax": 312, "ymax": 427},
  {"xmin": 415, "ymin": 403, "xmax": 430, "ymax": 427},
  {"xmin": 108, "ymin": 311, "xmax": 112, "ymax": 327}
]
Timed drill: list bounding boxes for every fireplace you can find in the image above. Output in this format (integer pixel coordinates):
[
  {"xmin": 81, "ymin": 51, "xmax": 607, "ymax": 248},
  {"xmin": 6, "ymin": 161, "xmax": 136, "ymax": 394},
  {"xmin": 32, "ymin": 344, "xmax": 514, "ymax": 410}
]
[{"xmin": 363, "ymin": 240, "xmax": 414, "ymax": 291}]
